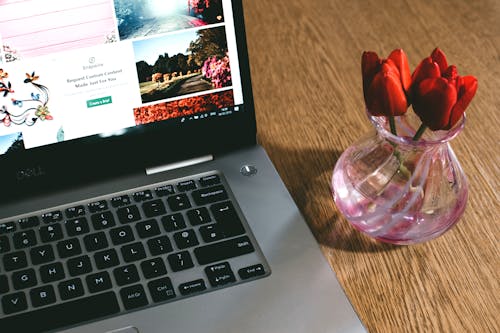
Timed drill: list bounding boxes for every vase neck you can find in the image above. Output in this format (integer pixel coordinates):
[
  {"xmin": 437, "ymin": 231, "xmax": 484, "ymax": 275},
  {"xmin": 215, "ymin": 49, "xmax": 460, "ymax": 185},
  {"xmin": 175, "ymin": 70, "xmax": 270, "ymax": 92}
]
[{"xmin": 369, "ymin": 111, "xmax": 465, "ymax": 148}]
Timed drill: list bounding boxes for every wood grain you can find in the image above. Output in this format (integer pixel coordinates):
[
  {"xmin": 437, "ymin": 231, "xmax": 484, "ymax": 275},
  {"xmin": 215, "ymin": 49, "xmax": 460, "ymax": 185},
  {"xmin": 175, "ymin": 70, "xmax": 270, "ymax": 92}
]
[{"xmin": 243, "ymin": 0, "xmax": 499, "ymax": 332}]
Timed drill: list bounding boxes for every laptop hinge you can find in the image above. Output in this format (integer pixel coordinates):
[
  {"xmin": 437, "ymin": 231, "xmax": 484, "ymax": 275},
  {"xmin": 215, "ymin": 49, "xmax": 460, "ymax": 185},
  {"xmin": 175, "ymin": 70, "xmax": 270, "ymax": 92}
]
[{"xmin": 145, "ymin": 155, "xmax": 214, "ymax": 176}]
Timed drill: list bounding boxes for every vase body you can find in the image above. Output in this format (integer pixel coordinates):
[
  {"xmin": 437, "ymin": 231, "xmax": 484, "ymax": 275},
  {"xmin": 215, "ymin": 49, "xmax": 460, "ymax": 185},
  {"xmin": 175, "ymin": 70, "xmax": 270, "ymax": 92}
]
[{"xmin": 332, "ymin": 113, "xmax": 468, "ymax": 245}]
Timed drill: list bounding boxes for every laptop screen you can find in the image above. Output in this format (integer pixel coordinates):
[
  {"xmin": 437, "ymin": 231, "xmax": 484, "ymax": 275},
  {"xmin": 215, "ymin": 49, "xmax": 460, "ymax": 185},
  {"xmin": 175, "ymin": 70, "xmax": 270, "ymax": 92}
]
[{"xmin": 0, "ymin": 0, "xmax": 256, "ymax": 200}]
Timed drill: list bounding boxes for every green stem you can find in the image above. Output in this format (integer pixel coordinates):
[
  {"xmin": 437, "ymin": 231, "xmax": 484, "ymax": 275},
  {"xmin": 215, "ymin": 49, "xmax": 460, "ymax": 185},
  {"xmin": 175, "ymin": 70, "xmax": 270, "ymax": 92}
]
[
  {"xmin": 389, "ymin": 116, "xmax": 397, "ymax": 136},
  {"xmin": 413, "ymin": 124, "xmax": 427, "ymax": 141}
]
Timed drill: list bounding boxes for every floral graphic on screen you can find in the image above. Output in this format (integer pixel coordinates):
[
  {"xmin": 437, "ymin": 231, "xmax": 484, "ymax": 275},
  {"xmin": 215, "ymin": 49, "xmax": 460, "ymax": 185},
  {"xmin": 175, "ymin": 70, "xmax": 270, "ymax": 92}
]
[
  {"xmin": 0, "ymin": 69, "xmax": 52, "ymax": 127},
  {"xmin": 135, "ymin": 26, "xmax": 231, "ymax": 103},
  {"xmin": 134, "ymin": 90, "xmax": 234, "ymax": 125},
  {"xmin": 202, "ymin": 53, "xmax": 231, "ymax": 88},
  {"xmin": 2, "ymin": 44, "xmax": 21, "ymax": 63}
]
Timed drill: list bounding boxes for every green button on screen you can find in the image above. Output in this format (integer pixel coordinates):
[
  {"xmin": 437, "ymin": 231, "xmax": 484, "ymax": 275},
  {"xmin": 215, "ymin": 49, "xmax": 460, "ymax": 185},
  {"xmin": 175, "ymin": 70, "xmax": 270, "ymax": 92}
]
[{"xmin": 87, "ymin": 96, "xmax": 112, "ymax": 108}]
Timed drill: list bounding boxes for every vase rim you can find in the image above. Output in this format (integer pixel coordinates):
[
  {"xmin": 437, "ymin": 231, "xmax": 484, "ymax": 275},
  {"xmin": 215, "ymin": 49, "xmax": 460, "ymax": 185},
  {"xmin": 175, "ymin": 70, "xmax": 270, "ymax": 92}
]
[{"xmin": 368, "ymin": 112, "xmax": 466, "ymax": 147}]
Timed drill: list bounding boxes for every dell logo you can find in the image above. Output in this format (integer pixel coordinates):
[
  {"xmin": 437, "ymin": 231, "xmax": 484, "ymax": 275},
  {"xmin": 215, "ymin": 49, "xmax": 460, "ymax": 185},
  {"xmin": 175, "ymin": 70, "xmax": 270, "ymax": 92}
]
[{"xmin": 16, "ymin": 166, "xmax": 46, "ymax": 181}]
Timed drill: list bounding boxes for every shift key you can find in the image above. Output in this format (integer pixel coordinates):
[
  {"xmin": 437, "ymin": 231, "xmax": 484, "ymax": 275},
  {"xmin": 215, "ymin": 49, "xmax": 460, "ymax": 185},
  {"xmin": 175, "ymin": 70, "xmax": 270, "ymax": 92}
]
[{"xmin": 194, "ymin": 236, "xmax": 255, "ymax": 265}]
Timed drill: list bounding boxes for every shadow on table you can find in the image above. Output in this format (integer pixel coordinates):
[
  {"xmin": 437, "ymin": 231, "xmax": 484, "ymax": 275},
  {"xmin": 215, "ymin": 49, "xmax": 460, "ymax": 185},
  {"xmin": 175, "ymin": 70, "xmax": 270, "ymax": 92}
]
[{"xmin": 264, "ymin": 143, "xmax": 398, "ymax": 253}]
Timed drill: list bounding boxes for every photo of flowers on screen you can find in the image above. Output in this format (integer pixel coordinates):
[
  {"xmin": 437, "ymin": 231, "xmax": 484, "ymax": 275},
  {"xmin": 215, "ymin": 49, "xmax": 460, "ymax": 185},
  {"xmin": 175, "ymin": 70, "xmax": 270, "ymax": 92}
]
[
  {"xmin": 114, "ymin": 0, "xmax": 224, "ymax": 40},
  {"xmin": 134, "ymin": 90, "xmax": 234, "ymax": 125},
  {"xmin": 134, "ymin": 26, "xmax": 231, "ymax": 104}
]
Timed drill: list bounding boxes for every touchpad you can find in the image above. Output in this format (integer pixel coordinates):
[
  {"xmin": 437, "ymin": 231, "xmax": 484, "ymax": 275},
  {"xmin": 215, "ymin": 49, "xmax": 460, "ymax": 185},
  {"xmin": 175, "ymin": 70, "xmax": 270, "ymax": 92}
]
[{"xmin": 105, "ymin": 327, "xmax": 139, "ymax": 333}]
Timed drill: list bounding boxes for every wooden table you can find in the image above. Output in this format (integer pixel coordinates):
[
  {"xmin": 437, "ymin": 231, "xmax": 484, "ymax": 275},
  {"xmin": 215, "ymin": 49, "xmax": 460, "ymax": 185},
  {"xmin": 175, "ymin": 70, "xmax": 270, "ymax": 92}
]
[{"xmin": 242, "ymin": 0, "xmax": 499, "ymax": 332}]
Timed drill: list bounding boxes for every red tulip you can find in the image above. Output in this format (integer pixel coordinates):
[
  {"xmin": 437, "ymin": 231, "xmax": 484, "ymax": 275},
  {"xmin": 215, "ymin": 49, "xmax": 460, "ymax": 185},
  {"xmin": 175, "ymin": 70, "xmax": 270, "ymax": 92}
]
[
  {"xmin": 411, "ymin": 48, "xmax": 478, "ymax": 131},
  {"xmin": 362, "ymin": 49, "xmax": 411, "ymax": 117}
]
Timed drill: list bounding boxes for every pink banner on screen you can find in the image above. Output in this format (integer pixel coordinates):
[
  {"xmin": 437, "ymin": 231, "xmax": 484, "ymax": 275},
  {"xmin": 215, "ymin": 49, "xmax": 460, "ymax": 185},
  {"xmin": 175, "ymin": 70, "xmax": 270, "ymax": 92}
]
[{"xmin": 0, "ymin": 0, "xmax": 117, "ymax": 58}]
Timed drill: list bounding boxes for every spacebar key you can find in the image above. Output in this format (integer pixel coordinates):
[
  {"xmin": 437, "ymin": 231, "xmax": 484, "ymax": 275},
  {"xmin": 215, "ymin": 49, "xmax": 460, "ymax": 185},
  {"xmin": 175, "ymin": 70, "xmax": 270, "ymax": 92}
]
[
  {"xmin": 0, "ymin": 291, "xmax": 120, "ymax": 333},
  {"xmin": 194, "ymin": 236, "xmax": 255, "ymax": 265}
]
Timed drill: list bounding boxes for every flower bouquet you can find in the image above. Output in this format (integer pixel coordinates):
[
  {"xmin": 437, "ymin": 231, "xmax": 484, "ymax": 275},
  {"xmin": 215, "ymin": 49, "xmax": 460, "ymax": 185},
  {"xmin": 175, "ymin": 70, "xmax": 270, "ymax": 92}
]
[{"xmin": 331, "ymin": 48, "xmax": 477, "ymax": 245}]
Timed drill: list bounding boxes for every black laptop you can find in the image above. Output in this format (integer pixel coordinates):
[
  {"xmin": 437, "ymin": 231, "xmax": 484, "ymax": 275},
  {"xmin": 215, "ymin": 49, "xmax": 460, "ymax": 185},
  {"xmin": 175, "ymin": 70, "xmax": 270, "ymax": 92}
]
[{"xmin": 0, "ymin": 1, "xmax": 365, "ymax": 332}]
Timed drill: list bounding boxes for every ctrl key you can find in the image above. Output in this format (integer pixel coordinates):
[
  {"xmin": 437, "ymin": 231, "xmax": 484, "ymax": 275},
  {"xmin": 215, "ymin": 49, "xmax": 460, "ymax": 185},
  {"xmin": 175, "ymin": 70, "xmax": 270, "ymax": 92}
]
[{"xmin": 120, "ymin": 284, "xmax": 149, "ymax": 310}]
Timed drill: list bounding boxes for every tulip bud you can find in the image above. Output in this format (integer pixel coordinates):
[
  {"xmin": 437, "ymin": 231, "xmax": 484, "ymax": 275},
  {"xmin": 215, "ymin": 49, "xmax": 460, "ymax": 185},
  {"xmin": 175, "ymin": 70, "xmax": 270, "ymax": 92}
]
[
  {"xmin": 362, "ymin": 49, "xmax": 411, "ymax": 118},
  {"xmin": 412, "ymin": 48, "xmax": 478, "ymax": 131}
]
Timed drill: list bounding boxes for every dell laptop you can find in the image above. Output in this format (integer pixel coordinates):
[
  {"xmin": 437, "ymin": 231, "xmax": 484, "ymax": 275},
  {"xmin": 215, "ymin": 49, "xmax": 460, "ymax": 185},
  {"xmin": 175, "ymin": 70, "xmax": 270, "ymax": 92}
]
[{"xmin": 0, "ymin": 0, "xmax": 365, "ymax": 332}]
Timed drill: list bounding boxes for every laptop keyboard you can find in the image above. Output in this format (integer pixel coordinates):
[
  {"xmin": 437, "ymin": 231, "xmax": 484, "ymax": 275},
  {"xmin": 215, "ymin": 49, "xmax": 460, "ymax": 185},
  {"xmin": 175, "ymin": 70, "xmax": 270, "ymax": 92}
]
[{"xmin": 0, "ymin": 172, "xmax": 269, "ymax": 332}]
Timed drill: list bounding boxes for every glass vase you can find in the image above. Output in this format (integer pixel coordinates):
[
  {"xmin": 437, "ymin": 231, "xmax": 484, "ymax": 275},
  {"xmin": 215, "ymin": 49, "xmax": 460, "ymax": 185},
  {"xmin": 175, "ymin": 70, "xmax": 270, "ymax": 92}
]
[{"xmin": 331, "ymin": 111, "xmax": 468, "ymax": 245}]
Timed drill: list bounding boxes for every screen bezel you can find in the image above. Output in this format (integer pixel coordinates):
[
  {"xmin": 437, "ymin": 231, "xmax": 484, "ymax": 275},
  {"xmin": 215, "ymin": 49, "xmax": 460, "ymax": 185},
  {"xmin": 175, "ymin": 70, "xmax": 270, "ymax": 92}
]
[{"xmin": 0, "ymin": 0, "xmax": 256, "ymax": 202}]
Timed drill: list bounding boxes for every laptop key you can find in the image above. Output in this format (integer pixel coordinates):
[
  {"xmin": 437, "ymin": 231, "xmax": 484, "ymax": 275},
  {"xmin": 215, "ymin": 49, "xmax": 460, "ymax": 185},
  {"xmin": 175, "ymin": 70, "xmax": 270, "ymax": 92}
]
[
  {"xmin": 121, "ymin": 242, "xmax": 147, "ymax": 263},
  {"xmin": 66, "ymin": 205, "xmax": 86, "ymax": 218},
  {"xmin": 141, "ymin": 258, "xmax": 167, "ymax": 279},
  {"xmin": 0, "ymin": 292, "xmax": 120, "ymax": 333},
  {"xmin": 161, "ymin": 213, "xmax": 186, "ymax": 232},
  {"xmin": 110, "ymin": 225, "xmax": 135, "ymax": 245},
  {"xmin": 238, "ymin": 264, "xmax": 266, "ymax": 280},
  {"xmin": 133, "ymin": 190, "xmax": 153, "ymax": 202},
  {"xmin": 167, "ymin": 194, "xmax": 191, "ymax": 211},
  {"xmin": 114, "ymin": 264, "xmax": 140, "ymax": 286},
  {"xmin": 58, "ymin": 278, "xmax": 84, "ymax": 300},
  {"xmin": 83, "ymin": 232, "xmax": 109, "ymax": 252},
  {"xmin": 199, "ymin": 174, "xmax": 221, "ymax": 187},
  {"xmin": 177, "ymin": 180, "xmax": 197, "ymax": 192},
  {"xmin": 30, "ymin": 244, "xmax": 55, "ymax": 265},
  {"xmin": 13, "ymin": 230, "xmax": 37, "ymax": 249},
  {"xmin": 57, "ymin": 238, "xmax": 82, "ymax": 258},
  {"xmin": 91, "ymin": 211, "xmax": 116, "ymax": 230},
  {"xmin": 136, "ymin": 219, "xmax": 161, "ymax": 238},
  {"xmin": 0, "ymin": 235, "xmax": 10, "ymax": 253},
  {"xmin": 3, "ymin": 251, "xmax": 28, "ymax": 271},
  {"xmin": 120, "ymin": 284, "xmax": 149, "ymax": 310},
  {"xmin": 30, "ymin": 285, "xmax": 56, "ymax": 307},
  {"xmin": 148, "ymin": 277, "xmax": 176, "ymax": 302},
  {"xmin": 41, "ymin": 211, "xmax": 63, "ymax": 224},
  {"xmin": 88, "ymin": 200, "xmax": 108, "ymax": 213},
  {"xmin": 39, "ymin": 224, "xmax": 63, "ymax": 243},
  {"xmin": 178, "ymin": 279, "xmax": 206, "ymax": 296},
  {"xmin": 111, "ymin": 195, "xmax": 131, "ymax": 208},
  {"xmin": 147, "ymin": 235, "xmax": 173, "ymax": 255},
  {"xmin": 0, "ymin": 222, "xmax": 16, "ymax": 234},
  {"xmin": 1, "ymin": 291, "xmax": 27, "ymax": 314},
  {"xmin": 205, "ymin": 262, "xmax": 236, "ymax": 287},
  {"xmin": 117, "ymin": 205, "xmax": 141, "ymax": 224},
  {"xmin": 143, "ymin": 199, "xmax": 166, "ymax": 217},
  {"xmin": 199, "ymin": 224, "xmax": 226, "ymax": 243},
  {"xmin": 194, "ymin": 236, "xmax": 255, "ymax": 265},
  {"xmin": 155, "ymin": 185, "xmax": 175, "ymax": 197},
  {"xmin": 94, "ymin": 249, "xmax": 120, "ymax": 269},
  {"xmin": 192, "ymin": 185, "xmax": 228, "ymax": 206},
  {"xmin": 173, "ymin": 229, "xmax": 199, "ymax": 249},
  {"xmin": 211, "ymin": 201, "xmax": 245, "ymax": 237},
  {"xmin": 187, "ymin": 207, "xmax": 211, "ymax": 226},
  {"xmin": 0, "ymin": 275, "xmax": 9, "ymax": 294},
  {"xmin": 18, "ymin": 216, "xmax": 40, "ymax": 229},
  {"xmin": 40, "ymin": 262, "xmax": 65, "ymax": 283},
  {"xmin": 12, "ymin": 268, "xmax": 37, "ymax": 290},
  {"xmin": 86, "ymin": 271, "xmax": 113, "ymax": 293},
  {"xmin": 167, "ymin": 251, "xmax": 194, "ymax": 272},
  {"xmin": 67, "ymin": 255, "xmax": 93, "ymax": 277},
  {"xmin": 65, "ymin": 217, "xmax": 90, "ymax": 236}
]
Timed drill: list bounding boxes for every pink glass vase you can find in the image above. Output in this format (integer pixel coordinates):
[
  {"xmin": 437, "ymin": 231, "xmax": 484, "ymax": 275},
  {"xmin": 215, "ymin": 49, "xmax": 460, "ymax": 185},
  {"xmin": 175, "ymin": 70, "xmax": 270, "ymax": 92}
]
[{"xmin": 331, "ymin": 112, "xmax": 468, "ymax": 245}]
